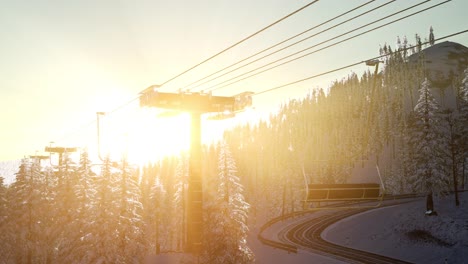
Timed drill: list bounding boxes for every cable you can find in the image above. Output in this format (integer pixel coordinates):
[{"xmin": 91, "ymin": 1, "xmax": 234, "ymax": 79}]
[
  {"xmin": 107, "ymin": 96, "xmax": 140, "ymax": 115},
  {"xmin": 56, "ymin": 120, "xmax": 97, "ymax": 143},
  {"xmin": 158, "ymin": 0, "xmax": 320, "ymax": 87},
  {"xmin": 204, "ymin": 0, "xmax": 446, "ymax": 92},
  {"xmin": 184, "ymin": 0, "xmax": 378, "ymax": 90},
  {"xmin": 192, "ymin": 0, "xmax": 399, "ymax": 91},
  {"xmin": 253, "ymin": 29, "xmax": 468, "ymax": 96},
  {"xmin": 51, "ymin": 3, "xmax": 459, "ymax": 150},
  {"xmin": 204, "ymin": 0, "xmax": 437, "ymax": 92},
  {"xmin": 56, "ymin": 96, "xmax": 140, "ymax": 144},
  {"xmin": 51, "ymin": 0, "xmax": 411, "ymax": 144}
]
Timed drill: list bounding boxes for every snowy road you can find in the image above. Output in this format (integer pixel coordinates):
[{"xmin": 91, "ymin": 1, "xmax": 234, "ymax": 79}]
[{"xmin": 255, "ymin": 193, "xmax": 467, "ymax": 264}]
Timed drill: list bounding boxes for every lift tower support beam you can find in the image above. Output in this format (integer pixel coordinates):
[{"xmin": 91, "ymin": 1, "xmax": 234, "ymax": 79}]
[
  {"xmin": 139, "ymin": 86, "xmax": 252, "ymax": 255},
  {"xmin": 45, "ymin": 146, "xmax": 77, "ymax": 166}
]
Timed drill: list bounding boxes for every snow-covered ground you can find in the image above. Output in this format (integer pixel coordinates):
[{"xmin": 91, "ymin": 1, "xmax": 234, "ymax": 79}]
[
  {"xmin": 250, "ymin": 210, "xmax": 347, "ymax": 264},
  {"xmin": 323, "ymin": 192, "xmax": 468, "ymax": 263},
  {"xmin": 254, "ymin": 192, "xmax": 467, "ymax": 264}
]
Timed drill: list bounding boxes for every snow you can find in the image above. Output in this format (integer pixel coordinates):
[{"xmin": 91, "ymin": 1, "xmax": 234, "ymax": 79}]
[
  {"xmin": 408, "ymin": 41, "xmax": 468, "ymax": 87},
  {"xmin": 0, "ymin": 159, "xmax": 20, "ymax": 185},
  {"xmin": 250, "ymin": 211, "xmax": 347, "ymax": 264},
  {"xmin": 250, "ymin": 192, "xmax": 467, "ymax": 263},
  {"xmin": 323, "ymin": 192, "xmax": 468, "ymax": 264}
]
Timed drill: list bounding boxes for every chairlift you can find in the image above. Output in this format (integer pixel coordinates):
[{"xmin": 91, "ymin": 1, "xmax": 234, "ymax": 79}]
[{"xmin": 45, "ymin": 142, "xmax": 78, "ymax": 167}]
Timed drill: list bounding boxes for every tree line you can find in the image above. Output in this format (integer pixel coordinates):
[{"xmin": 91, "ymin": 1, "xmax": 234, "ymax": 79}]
[{"xmin": 0, "ymin": 143, "xmax": 254, "ymax": 263}]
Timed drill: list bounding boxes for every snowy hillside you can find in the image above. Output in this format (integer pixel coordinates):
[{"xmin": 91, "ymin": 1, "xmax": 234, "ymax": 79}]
[
  {"xmin": 0, "ymin": 160, "xmax": 20, "ymax": 185},
  {"xmin": 408, "ymin": 41, "xmax": 468, "ymax": 88},
  {"xmin": 324, "ymin": 192, "xmax": 468, "ymax": 263}
]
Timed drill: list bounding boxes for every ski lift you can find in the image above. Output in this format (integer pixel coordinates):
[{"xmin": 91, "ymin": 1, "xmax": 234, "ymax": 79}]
[
  {"xmin": 95, "ymin": 112, "xmax": 124, "ymax": 169},
  {"xmin": 301, "ymin": 161, "xmax": 385, "ymax": 210},
  {"xmin": 45, "ymin": 141, "xmax": 78, "ymax": 167},
  {"xmin": 207, "ymin": 91, "xmax": 254, "ymax": 120}
]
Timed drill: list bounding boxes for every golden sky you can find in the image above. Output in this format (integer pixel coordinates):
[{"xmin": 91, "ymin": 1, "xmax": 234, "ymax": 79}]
[{"xmin": 1, "ymin": 0, "xmax": 467, "ymax": 163}]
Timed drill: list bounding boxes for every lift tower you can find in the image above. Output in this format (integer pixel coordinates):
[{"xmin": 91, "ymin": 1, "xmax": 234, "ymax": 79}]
[
  {"xmin": 139, "ymin": 85, "xmax": 252, "ymax": 254},
  {"xmin": 45, "ymin": 146, "xmax": 78, "ymax": 166}
]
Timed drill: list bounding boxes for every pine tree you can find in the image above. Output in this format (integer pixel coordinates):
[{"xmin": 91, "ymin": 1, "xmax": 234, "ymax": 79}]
[
  {"xmin": 429, "ymin": 26, "xmax": 435, "ymax": 46},
  {"xmin": 0, "ymin": 175, "xmax": 13, "ymax": 262},
  {"xmin": 91, "ymin": 155, "xmax": 120, "ymax": 263},
  {"xmin": 70, "ymin": 149, "xmax": 98, "ymax": 262},
  {"xmin": 53, "ymin": 153, "xmax": 80, "ymax": 263},
  {"xmin": 8, "ymin": 159, "xmax": 37, "ymax": 263},
  {"xmin": 202, "ymin": 143, "xmax": 254, "ymax": 264},
  {"xmin": 458, "ymin": 68, "xmax": 468, "ymax": 189},
  {"xmin": 408, "ymin": 79, "xmax": 448, "ymax": 197},
  {"xmin": 174, "ymin": 154, "xmax": 189, "ymax": 251},
  {"xmin": 149, "ymin": 173, "xmax": 166, "ymax": 254},
  {"xmin": 0, "ymin": 176, "xmax": 6, "ymax": 222},
  {"xmin": 115, "ymin": 156, "xmax": 145, "ymax": 263}
]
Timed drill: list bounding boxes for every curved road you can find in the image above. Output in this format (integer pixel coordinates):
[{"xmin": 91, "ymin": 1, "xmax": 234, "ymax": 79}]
[{"xmin": 277, "ymin": 204, "xmax": 414, "ymax": 264}]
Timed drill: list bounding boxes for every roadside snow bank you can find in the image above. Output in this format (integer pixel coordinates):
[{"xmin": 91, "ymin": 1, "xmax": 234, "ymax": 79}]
[{"xmin": 323, "ymin": 193, "xmax": 468, "ymax": 264}]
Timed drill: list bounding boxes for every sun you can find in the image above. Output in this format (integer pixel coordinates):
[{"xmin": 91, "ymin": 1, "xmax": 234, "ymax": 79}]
[
  {"xmin": 96, "ymin": 106, "xmax": 259, "ymax": 166},
  {"xmin": 100, "ymin": 108, "xmax": 191, "ymax": 165}
]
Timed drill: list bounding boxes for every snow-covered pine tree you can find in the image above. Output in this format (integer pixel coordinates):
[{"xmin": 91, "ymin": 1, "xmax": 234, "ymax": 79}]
[
  {"xmin": 0, "ymin": 175, "xmax": 13, "ymax": 262},
  {"xmin": 460, "ymin": 68, "xmax": 468, "ymax": 134},
  {"xmin": 69, "ymin": 149, "xmax": 98, "ymax": 262},
  {"xmin": 53, "ymin": 152, "xmax": 80, "ymax": 262},
  {"xmin": 174, "ymin": 153, "xmax": 189, "ymax": 251},
  {"xmin": 458, "ymin": 68, "xmax": 468, "ymax": 189},
  {"xmin": 202, "ymin": 143, "xmax": 254, "ymax": 264},
  {"xmin": 0, "ymin": 175, "xmax": 6, "ymax": 223},
  {"xmin": 140, "ymin": 162, "xmax": 160, "ymax": 254},
  {"xmin": 115, "ymin": 155, "xmax": 145, "ymax": 263},
  {"xmin": 9, "ymin": 159, "xmax": 30, "ymax": 263},
  {"xmin": 429, "ymin": 26, "xmax": 435, "ymax": 46},
  {"xmin": 408, "ymin": 78, "xmax": 449, "ymax": 196},
  {"xmin": 7, "ymin": 159, "xmax": 40, "ymax": 263},
  {"xmin": 149, "ymin": 172, "xmax": 166, "ymax": 254},
  {"xmin": 40, "ymin": 165, "xmax": 57, "ymax": 264},
  {"xmin": 90, "ymin": 155, "xmax": 121, "ymax": 263}
]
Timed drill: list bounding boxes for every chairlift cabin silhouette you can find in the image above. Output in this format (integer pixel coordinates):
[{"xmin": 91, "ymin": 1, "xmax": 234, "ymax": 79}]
[{"xmin": 301, "ymin": 160, "xmax": 385, "ymax": 209}]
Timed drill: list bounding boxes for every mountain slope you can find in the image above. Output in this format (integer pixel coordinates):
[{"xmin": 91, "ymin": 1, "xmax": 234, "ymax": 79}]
[{"xmin": 408, "ymin": 41, "xmax": 468, "ymax": 88}]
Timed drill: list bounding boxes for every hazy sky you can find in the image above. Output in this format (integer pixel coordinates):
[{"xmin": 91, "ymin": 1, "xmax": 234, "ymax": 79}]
[{"xmin": 1, "ymin": 0, "xmax": 467, "ymax": 162}]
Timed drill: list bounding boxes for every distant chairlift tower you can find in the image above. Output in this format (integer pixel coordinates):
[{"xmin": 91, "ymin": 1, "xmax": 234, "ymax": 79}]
[
  {"xmin": 139, "ymin": 85, "xmax": 253, "ymax": 255},
  {"xmin": 45, "ymin": 144, "xmax": 77, "ymax": 167}
]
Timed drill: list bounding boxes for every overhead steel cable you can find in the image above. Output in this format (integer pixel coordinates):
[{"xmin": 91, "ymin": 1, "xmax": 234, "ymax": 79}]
[
  {"xmin": 191, "ymin": 0, "xmax": 399, "ymax": 91},
  {"xmin": 203, "ymin": 0, "xmax": 446, "ymax": 92},
  {"xmin": 184, "ymin": 0, "xmax": 378, "ymax": 91},
  {"xmin": 107, "ymin": 96, "xmax": 140, "ymax": 115},
  {"xmin": 253, "ymin": 29, "xmax": 468, "ymax": 96},
  {"xmin": 50, "ymin": 28, "xmax": 468, "ymax": 150},
  {"xmin": 55, "ymin": 97, "xmax": 140, "ymax": 143},
  {"xmin": 158, "ymin": 0, "xmax": 320, "ymax": 87}
]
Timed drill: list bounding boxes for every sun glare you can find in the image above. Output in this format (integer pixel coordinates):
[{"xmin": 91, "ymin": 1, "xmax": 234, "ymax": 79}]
[
  {"xmin": 99, "ymin": 108, "xmax": 191, "ymax": 165},
  {"xmin": 94, "ymin": 105, "xmax": 260, "ymax": 166}
]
